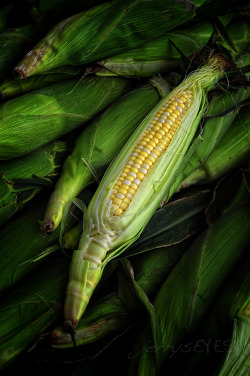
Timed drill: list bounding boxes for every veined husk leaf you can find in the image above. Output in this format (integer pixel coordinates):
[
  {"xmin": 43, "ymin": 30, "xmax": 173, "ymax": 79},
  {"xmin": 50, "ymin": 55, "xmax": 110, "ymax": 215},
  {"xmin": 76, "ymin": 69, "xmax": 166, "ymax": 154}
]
[
  {"xmin": 0, "ymin": 76, "xmax": 130, "ymax": 159},
  {"xmin": 41, "ymin": 84, "xmax": 160, "ymax": 233},
  {"xmin": 0, "ymin": 257, "xmax": 68, "ymax": 370},
  {"xmin": 95, "ymin": 20, "xmax": 213, "ymax": 77},
  {"xmin": 63, "ymin": 57, "xmax": 228, "ymax": 332},
  {"xmin": 135, "ymin": 200, "xmax": 250, "ymax": 376},
  {"xmin": 0, "ymin": 140, "xmax": 68, "ymax": 225},
  {"xmin": 179, "ymin": 103, "xmax": 250, "ymax": 188},
  {"xmin": 14, "ymin": 0, "xmax": 200, "ymax": 78},
  {"xmin": 0, "ymin": 198, "xmax": 60, "ymax": 293}
]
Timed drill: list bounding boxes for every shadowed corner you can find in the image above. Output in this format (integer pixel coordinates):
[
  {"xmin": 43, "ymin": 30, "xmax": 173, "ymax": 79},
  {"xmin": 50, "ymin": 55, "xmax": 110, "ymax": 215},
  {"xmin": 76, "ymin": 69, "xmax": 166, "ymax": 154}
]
[{"xmin": 0, "ymin": 91, "xmax": 6, "ymax": 100}]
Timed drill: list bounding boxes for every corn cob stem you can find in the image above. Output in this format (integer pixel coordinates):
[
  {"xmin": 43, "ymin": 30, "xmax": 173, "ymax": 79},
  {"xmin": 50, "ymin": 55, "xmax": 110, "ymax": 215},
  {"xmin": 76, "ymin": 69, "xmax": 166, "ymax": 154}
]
[{"xmin": 63, "ymin": 55, "xmax": 228, "ymax": 333}]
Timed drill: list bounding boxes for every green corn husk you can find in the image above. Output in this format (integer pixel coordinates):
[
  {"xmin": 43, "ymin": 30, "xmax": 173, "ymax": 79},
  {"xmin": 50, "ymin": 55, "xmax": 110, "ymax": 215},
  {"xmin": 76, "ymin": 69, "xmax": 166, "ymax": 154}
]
[
  {"xmin": 0, "ymin": 75, "xmax": 130, "ymax": 160},
  {"xmin": 133, "ymin": 200, "xmax": 250, "ymax": 376},
  {"xmin": 0, "ymin": 24, "xmax": 39, "ymax": 80},
  {"xmin": 94, "ymin": 20, "xmax": 213, "ymax": 77},
  {"xmin": 62, "ymin": 55, "xmax": 228, "ymax": 333},
  {"xmin": 0, "ymin": 257, "xmax": 69, "ymax": 370},
  {"xmin": 41, "ymin": 84, "xmax": 160, "ymax": 233},
  {"xmin": 216, "ymin": 306, "xmax": 250, "ymax": 376},
  {"xmin": 178, "ymin": 251, "xmax": 250, "ymax": 376},
  {"xmin": 50, "ymin": 188, "xmax": 211, "ymax": 348},
  {"xmin": 179, "ymin": 105, "xmax": 250, "ymax": 189},
  {"xmin": 0, "ymin": 140, "xmax": 68, "ymax": 226},
  {"xmin": 0, "ymin": 66, "xmax": 83, "ymax": 99},
  {"xmin": 0, "ymin": 198, "xmax": 61, "ymax": 293},
  {"xmin": 14, "ymin": 0, "xmax": 207, "ymax": 78}
]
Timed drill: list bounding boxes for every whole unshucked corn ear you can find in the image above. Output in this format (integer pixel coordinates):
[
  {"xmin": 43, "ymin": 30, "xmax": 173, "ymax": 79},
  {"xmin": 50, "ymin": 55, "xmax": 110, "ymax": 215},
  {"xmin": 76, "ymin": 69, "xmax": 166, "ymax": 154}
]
[
  {"xmin": 63, "ymin": 55, "xmax": 228, "ymax": 334},
  {"xmin": 95, "ymin": 20, "xmax": 213, "ymax": 77},
  {"xmin": 14, "ymin": 0, "xmax": 199, "ymax": 78},
  {"xmin": 0, "ymin": 24, "xmax": 39, "ymax": 80},
  {"xmin": 0, "ymin": 141, "xmax": 68, "ymax": 226},
  {"xmin": 0, "ymin": 257, "xmax": 68, "ymax": 370},
  {"xmin": 0, "ymin": 67, "xmax": 82, "ymax": 99},
  {"xmin": 41, "ymin": 84, "xmax": 160, "ymax": 234},
  {"xmin": 0, "ymin": 76, "xmax": 130, "ymax": 160}
]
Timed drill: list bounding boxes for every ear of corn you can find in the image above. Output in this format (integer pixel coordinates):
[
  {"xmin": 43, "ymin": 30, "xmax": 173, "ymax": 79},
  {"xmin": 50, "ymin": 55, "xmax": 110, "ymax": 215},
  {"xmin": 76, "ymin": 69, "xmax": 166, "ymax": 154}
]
[
  {"xmin": 95, "ymin": 20, "xmax": 213, "ymax": 77},
  {"xmin": 41, "ymin": 84, "xmax": 160, "ymax": 234},
  {"xmin": 0, "ymin": 67, "xmax": 82, "ymax": 99},
  {"xmin": 179, "ymin": 104, "xmax": 250, "ymax": 188},
  {"xmin": 63, "ymin": 55, "xmax": 228, "ymax": 333},
  {"xmin": 0, "ymin": 141, "xmax": 68, "ymax": 225},
  {"xmin": 0, "ymin": 24, "xmax": 39, "ymax": 79},
  {"xmin": 14, "ymin": 0, "xmax": 199, "ymax": 78},
  {"xmin": 0, "ymin": 257, "xmax": 68, "ymax": 370},
  {"xmin": 133, "ymin": 200, "xmax": 250, "ymax": 376},
  {"xmin": 0, "ymin": 76, "xmax": 130, "ymax": 160}
]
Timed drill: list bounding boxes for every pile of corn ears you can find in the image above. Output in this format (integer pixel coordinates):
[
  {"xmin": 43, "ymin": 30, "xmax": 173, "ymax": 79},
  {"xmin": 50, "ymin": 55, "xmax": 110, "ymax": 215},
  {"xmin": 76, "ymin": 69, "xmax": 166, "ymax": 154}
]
[{"xmin": 0, "ymin": 1, "xmax": 249, "ymax": 375}]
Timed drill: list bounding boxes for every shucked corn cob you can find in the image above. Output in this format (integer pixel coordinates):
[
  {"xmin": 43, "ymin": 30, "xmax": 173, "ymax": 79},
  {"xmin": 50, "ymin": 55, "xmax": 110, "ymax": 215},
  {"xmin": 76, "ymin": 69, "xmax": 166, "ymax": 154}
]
[{"xmin": 63, "ymin": 55, "xmax": 228, "ymax": 334}]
